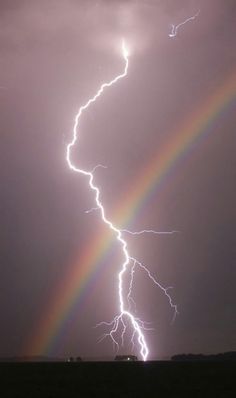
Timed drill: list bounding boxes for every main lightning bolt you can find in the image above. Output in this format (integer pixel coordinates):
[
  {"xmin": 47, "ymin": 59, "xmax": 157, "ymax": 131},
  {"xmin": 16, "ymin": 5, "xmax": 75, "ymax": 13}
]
[
  {"xmin": 169, "ymin": 10, "xmax": 200, "ymax": 38},
  {"xmin": 66, "ymin": 40, "xmax": 177, "ymax": 361}
]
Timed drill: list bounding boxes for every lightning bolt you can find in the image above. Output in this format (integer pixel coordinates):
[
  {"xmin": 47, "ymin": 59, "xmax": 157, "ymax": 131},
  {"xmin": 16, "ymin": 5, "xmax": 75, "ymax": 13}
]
[
  {"xmin": 66, "ymin": 40, "xmax": 177, "ymax": 361},
  {"xmin": 169, "ymin": 10, "xmax": 200, "ymax": 38}
]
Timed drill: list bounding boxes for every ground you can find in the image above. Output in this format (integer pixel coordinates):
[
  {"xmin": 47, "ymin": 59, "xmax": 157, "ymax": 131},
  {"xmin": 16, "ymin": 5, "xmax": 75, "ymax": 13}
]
[{"xmin": 0, "ymin": 361, "xmax": 235, "ymax": 397}]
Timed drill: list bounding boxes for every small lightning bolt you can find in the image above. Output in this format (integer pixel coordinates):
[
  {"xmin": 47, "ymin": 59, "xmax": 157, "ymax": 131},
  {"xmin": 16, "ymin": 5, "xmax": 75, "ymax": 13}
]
[
  {"xmin": 66, "ymin": 40, "xmax": 177, "ymax": 361},
  {"xmin": 169, "ymin": 10, "xmax": 200, "ymax": 38},
  {"xmin": 121, "ymin": 229, "xmax": 179, "ymax": 235}
]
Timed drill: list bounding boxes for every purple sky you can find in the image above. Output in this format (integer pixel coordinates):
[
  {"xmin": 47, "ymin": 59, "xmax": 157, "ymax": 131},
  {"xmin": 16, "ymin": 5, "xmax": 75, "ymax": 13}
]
[{"xmin": 0, "ymin": 0, "xmax": 235, "ymax": 360}]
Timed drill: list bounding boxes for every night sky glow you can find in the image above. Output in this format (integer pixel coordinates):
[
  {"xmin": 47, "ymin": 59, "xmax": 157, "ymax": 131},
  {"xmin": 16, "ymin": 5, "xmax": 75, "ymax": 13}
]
[{"xmin": 0, "ymin": 0, "xmax": 235, "ymax": 360}]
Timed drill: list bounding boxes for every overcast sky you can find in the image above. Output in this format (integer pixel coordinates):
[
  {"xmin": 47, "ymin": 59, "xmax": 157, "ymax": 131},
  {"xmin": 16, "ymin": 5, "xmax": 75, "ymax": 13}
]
[{"xmin": 0, "ymin": 0, "xmax": 235, "ymax": 360}]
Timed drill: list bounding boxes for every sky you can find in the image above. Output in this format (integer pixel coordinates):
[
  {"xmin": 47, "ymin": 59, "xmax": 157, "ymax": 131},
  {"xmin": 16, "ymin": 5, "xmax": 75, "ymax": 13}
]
[{"xmin": 0, "ymin": 0, "xmax": 235, "ymax": 360}]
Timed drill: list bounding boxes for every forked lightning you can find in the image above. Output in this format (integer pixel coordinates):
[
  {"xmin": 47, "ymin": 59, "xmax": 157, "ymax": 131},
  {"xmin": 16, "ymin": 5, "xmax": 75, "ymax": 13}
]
[{"xmin": 66, "ymin": 40, "xmax": 177, "ymax": 361}]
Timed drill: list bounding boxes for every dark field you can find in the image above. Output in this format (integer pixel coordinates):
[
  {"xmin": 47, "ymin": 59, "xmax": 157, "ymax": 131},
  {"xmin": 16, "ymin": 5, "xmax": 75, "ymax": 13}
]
[{"xmin": 0, "ymin": 361, "xmax": 235, "ymax": 397}]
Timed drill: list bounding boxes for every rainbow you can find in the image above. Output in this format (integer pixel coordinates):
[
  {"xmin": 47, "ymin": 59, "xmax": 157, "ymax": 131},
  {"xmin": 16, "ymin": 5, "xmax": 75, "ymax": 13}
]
[{"xmin": 24, "ymin": 69, "xmax": 236, "ymax": 356}]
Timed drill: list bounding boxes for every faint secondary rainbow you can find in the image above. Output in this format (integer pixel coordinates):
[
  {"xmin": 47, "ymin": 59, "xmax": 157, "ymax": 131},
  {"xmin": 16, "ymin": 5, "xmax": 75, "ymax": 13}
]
[{"xmin": 24, "ymin": 69, "xmax": 236, "ymax": 356}]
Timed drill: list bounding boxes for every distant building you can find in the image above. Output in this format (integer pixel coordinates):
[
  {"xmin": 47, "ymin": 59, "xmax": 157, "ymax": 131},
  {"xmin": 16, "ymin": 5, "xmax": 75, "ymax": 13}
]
[
  {"xmin": 67, "ymin": 356, "xmax": 82, "ymax": 362},
  {"xmin": 114, "ymin": 355, "xmax": 138, "ymax": 361}
]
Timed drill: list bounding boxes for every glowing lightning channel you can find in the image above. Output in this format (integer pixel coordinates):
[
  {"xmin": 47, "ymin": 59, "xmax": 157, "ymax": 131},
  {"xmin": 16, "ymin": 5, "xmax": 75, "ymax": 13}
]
[
  {"xmin": 169, "ymin": 10, "xmax": 200, "ymax": 38},
  {"xmin": 66, "ymin": 40, "xmax": 177, "ymax": 361}
]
